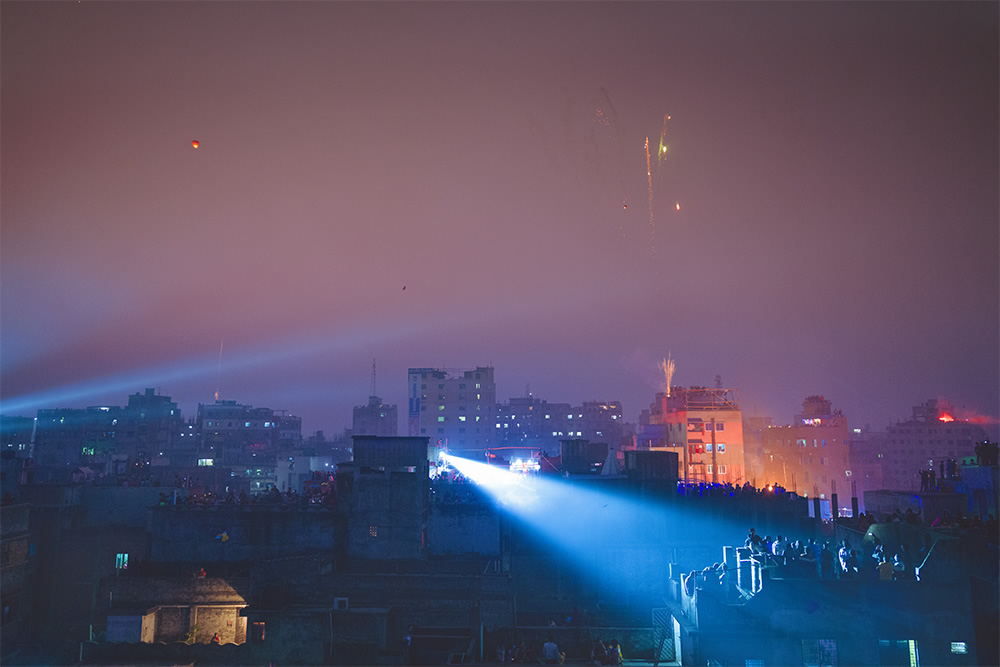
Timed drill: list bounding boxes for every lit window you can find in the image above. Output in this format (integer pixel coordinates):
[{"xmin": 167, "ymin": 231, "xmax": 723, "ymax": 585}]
[
  {"xmin": 459, "ymin": 416, "xmax": 467, "ymax": 422},
  {"xmin": 705, "ymin": 444, "xmax": 713, "ymax": 452},
  {"xmin": 438, "ymin": 405, "xmax": 445, "ymax": 411},
  {"xmin": 437, "ymin": 417, "xmax": 445, "ymax": 422},
  {"xmin": 251, "ymin": 622, "xmax": 266, "ymax": 642},
  {"xmin": 951, "ymin": 642, "xmax": 967, "ymax": 654},
  {"xmin": 115, "ymin": 553, "xmax": 129, "ymax": 570},
  {"xmin": 369, "ymin": 525, "xmax": 378, "ymax": 538},
  {"xmin": 718, "ymin": 443, "xmax": 726, "ymax": 453}
]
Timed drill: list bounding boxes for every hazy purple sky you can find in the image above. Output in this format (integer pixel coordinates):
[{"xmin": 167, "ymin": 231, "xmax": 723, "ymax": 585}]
[{"xmin": 3, "ymin": 1, "xmax": 997, "ymax": 434}]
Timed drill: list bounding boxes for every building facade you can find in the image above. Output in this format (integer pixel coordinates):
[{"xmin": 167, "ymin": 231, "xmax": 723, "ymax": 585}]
[
  {"xmin": 760, "ymin": 396, "xmax": 852, "ymax": 507},
  {"xmin": 494, "ymin": 397, "xmax": 626, "ymax": 456},
  {"xmin": 879, "ymin": 399, "xmax": 989, "ymax": 492},
  {"xmin": 407, "ymin": 367, "xmax": 496, "ymax": 456},
  {"xmin": 197, "ymin": 400, "xmax": 302, "ymax": 468},
  {"xmin": 352, "ymin": 395, "xmax": 398, "ymax": 437},
  {"xmin": 32, "ymin": 389, "xmax": 183, "ymax": 469},
  {"xmin": 642, "ymin": 387, "xmax": 746, "ymax": 484}
]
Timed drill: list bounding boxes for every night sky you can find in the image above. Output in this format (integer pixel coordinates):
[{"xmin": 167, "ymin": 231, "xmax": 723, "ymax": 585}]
[{"xmin": 2, "ymin": 1, "xmax": 997, "ymax": 435}]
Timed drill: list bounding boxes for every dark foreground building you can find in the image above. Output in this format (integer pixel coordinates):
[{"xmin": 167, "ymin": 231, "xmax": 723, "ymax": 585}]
[{"xmin": 2, "ymin": 436, "xmax": 995, "ymax": 666}]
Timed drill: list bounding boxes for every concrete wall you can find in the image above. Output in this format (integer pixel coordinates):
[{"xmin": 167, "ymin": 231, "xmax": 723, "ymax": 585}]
[
  {"xmin": 106, "ymin": 614, "xmax": 144, "ymax": 643},
  {"xmin": 149, "ymin": 505, "xmax": 344, "ymax": 562},
  {"xmin": 156, "ymin": 606, "xmax": 189, "ymax": 642},
  {"xmin": 345, "ymin": 471, "xmax": 426, "ymax": 560},
  {"xmin": 81, "ymin": 486, "xmax": 172, "ymax": 526},
  {"xmin": 427, "ymin": 504, "xmax": 500, "ymax": 556}
]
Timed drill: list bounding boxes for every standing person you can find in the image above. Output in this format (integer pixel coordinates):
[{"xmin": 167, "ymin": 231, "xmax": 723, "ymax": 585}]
[
  {"xmin": 820, "ymin": 542, "xmax": 835, "ymax": 579},
  {"xmin": 542, "ymin": 636, "xmax": 560, "ymax": 665},
  {"xmin": 606, "ymin": 639, "xmax": 623, "ymax": 665},
  {"xmin": 837, "ymin": 540, "xmax": 851, "ymax": 578},
  {"xmin": 590, "ymin": 638, "xmax": 607, "ymax": 665},
  {"xmin": 845, "ymin": 550, "xmax": 859, "ymax": 579}
]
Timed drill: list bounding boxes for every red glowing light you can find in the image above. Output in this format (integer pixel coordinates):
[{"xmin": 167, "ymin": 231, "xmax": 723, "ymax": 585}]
[
  {"xmin": 192, "ymin": 140, "xmax": 200, "ymax": 149},
  {"xmin": 938, "ymin": 413, "xmax": 955, "ymax": 422}
]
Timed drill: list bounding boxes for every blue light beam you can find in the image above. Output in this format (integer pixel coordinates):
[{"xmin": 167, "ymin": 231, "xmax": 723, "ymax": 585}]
[{"xmin": 442, "ymin": 454, "xmax": 684, "ymax": 592}]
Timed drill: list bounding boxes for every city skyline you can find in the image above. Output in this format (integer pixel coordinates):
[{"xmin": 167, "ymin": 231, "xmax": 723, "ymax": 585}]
[{"xmin": 2, "ymin": 2, "xmax": 997, "ymax": 436}]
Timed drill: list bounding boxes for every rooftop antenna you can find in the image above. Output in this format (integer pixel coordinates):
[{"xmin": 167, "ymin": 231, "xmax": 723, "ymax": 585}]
[
  {"xmin": 525, "ymin": 383, "xmax": 531, "ymax": 398},
  {"xmin": 369, "ymin": 358, "xmax": 377, "ymax": 399}
]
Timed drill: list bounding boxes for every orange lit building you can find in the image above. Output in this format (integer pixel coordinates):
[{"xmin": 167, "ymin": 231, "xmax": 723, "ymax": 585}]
[
  {"xmin": 760, "ymin": 396, "xmax": 851, "ymax": 506},
  {"xmin": 644, "ymin": 387, "xmax": 745, "ymax": 484}
]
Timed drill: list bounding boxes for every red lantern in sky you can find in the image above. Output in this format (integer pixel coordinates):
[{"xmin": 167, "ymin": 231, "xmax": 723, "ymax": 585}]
[{"xmin": 192, "ymin": 140, "xmax": 200, "ymax": 149}]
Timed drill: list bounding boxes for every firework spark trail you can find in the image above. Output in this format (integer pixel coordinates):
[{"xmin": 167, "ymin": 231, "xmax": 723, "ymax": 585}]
[
  {"xmin": 595, "ymin": 87, "xmax": 629, "ymax": 236},
  {"xmin": 659, "ymin": 353, "xmax": 675, "ymax": 397},
  {"xmin": 645, "ymin": 137, "xmax": 655, "ymax": 261},
  {"xmin": 595, "ymin": 105, "xmax": 625, "ymax": 237},
  {"xmin": 214, "ymin": 338, "xmax": 224, "ymax": 402},
  {"xmin": 594, "ymin": 109, "xmax": 613, "ymax": 135},
  {"xmin": 657, "ymin": 114, "xmax": 671, "ymax": 170}
]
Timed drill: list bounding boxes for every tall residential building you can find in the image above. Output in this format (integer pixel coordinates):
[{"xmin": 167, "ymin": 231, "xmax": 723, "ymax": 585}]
[
  {"xmin": 760, "ymin": 396, "xmax": 851, "ymax": 502},
  {"xmin": 32, "ymin": 388, "xmax": 183, "ymax": 468},
  {"xmin": 115, "ymin": 388, "xmax": 183, "ymax": 462},
  {"xmin": 741, "ymin": 415, "xmax": 774, "ymax": 486},
  {"xmin": 407, "ymin": 367, "xmax": 496, "ymax": 456},
  {"xmin": 495, "ymin": 395, "xmax": 571, "ymax": 453},
  {"xmin": 495, "ymin": 398, "xmax": 626, "ymax": 456},
  {"xmin": 352, "ymin": 395, "xmax": 398, "ymax": 437},
  {"xmin": 879, "ymin": 399, "xmax": 988, "ymax": 492},
  {"xmin": 642, "ymin": 387, "xmax": 746, "ymax": 484}
]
